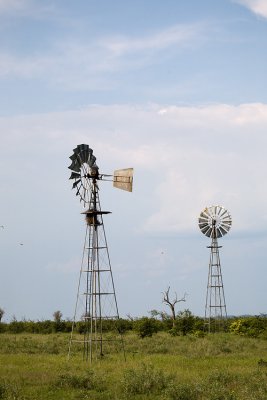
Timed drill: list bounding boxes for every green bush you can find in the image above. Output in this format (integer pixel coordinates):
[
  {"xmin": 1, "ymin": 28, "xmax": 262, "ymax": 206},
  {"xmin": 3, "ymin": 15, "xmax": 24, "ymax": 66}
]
[
  {"xmin": 133, "ymin": 317, "xmax": 160, "ymax": 338},
  {"xmin": 8, "ymin": 319, "xmax": 24, "ymax": 334},
  {"xmin": 168, "ymin": 310, "xmax": 203, "ymax": 336},
  {"xmin": 229, "ymin": 317, "xmax": 267, "ymax": 338}
]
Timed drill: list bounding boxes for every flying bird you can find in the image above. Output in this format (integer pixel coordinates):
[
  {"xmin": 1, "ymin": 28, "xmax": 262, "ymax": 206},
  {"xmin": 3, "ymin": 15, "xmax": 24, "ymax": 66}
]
[{"xmin": 0, "ymin": 225, "xmax": 4, "ymax": 229}]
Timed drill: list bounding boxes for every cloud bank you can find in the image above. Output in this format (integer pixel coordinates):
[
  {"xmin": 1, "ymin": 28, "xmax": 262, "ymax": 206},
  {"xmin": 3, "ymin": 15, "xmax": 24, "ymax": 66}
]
[{"xmin": 235, "ymin": 0, "xmax": 267, "ymax": 18}]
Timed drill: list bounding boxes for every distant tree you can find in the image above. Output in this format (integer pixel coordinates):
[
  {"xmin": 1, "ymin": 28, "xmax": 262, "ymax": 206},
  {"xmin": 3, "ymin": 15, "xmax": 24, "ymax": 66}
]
[
  {"xmin": 175, "ymin": 309, "xmax": 195, "ymax": 335},
  {"xmin": 149, "ymin": 309, "xmax": 169, "ymax": 321},
  {"xmin": 53, "ymin": 310, "xmax": 62, "ymax": 324},
  {"xmin": 162, "ymin": 287, "xmax": 186, "ymax": 328},
  {"xmin": 0, "ymin": 307, "xmax": 4, "ymax": 322}
]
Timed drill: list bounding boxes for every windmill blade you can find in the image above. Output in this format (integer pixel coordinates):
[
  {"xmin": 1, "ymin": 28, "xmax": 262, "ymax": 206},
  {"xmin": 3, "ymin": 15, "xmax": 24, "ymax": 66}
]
[
  {"xmin": 201, "ymin": 224, "xmax": 210, "ymax": 235},
  {"xmin": 199, "ymin": 217, "xmax": 208, "ymax": 224},
  {"xmin": 205, "ymin": 227, "xmax": 213, "ymax": 237},
  {"xmin": 79, "ymin": 149, "xmax": 89, "ymax": 163},
  {"xmin": 88, "ymin": 154, "xmax": 96, "ymax": 167},
  {"xmin": 77, "ymin": 144, "xmax": 89, "ymax": 152},
  {"xmin": 69, "ymin": 153, "xmax": 79, "ymax": 160},
  {"xmin": 216, "ymin": 228, "xmax": 223, "ymax": 238},
  {"xmin": 69, "ymin": 172, "xmax": 81, "ymax": 180},
  {"xmin": 72, "ymin": 179, "xmax": 81, "ymax": 189},
  {"xmin": 68, "ymin": 161, "xmax": 81, "ymax": 172},
  {"xmin": 113, "ymin": 168, "xmax": 133, "ymax": 192}
]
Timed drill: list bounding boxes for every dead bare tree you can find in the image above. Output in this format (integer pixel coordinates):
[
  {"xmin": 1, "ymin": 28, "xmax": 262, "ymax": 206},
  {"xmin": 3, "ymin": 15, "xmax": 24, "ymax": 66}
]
[{"xmin": 162, "ymin": 287, "xmax": 186, "ymax": 328}]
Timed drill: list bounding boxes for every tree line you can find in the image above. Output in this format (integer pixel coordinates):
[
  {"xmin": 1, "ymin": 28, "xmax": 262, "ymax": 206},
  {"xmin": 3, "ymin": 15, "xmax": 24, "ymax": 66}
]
[{"xmin": 1, "ymin": 310, "xmax": 267, "ymax": 338}]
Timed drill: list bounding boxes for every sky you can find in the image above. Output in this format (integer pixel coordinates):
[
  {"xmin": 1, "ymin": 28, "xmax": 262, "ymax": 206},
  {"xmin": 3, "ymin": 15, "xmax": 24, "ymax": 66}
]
[{"xmin": 1, "ymin": 0, "xmax": 267, "ymax": 321}]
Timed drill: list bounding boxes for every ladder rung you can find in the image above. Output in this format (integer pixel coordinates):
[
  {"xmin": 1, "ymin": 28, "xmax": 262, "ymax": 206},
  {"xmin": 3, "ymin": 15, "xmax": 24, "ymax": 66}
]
[
  {"xmin": 82, "ymin": 269, "xmax": 111, "ymax": 272},
  {"xmin": 83, "ymin": 292, "xmax": 114, "ymax": 295},
  {"xmin": 85, "ymin": 247, "xmax": 107, "ymax": 250}
]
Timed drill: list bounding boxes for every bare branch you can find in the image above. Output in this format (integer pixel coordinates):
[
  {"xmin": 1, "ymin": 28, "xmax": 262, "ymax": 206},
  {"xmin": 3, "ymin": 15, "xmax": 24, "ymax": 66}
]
[{"xmin": 162, "ymin": 287, "xmax": 187, "ymax": 328}]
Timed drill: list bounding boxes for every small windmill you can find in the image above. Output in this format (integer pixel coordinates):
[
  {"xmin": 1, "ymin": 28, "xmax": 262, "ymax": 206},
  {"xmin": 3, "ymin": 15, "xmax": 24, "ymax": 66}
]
[
  {"xmin": 67, "ymin": 144, "xmax": 133, "ymax": 362},
  {"xmin": 198, "ymin": 205, "xmax": 232, "ymax": 332}
]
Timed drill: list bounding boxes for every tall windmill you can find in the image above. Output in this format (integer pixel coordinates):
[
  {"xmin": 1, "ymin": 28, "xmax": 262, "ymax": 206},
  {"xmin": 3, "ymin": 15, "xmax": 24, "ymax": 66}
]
[
  {"xmin": 198, "ymin": 205, "xmax": 232, "ymax": 332},
  {"xmin": 67, "ymin": 144, "xmax": 133, "ymax": 362}
]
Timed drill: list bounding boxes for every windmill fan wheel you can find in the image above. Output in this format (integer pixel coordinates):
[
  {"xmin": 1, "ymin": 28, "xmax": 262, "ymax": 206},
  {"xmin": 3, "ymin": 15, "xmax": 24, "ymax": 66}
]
[
  {"xmin": 68, "ymin": 144, "xmax": 98, "ymax": 205},
  {"xmin": 198, "ymin": 205, "xmax": 232, "ymax": 238}
]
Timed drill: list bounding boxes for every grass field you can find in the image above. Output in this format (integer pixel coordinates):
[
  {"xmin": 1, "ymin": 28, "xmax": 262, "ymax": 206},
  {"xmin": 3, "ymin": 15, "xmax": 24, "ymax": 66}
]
[{"xmin": 1, "ymin": 332, "xmax": 267, "ymax": 399}]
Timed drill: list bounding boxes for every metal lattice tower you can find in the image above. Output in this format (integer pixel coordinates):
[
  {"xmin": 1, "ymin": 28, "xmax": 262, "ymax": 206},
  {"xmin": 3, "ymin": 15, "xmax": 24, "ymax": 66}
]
[
  {"xmin": 67, "ymin": 144, "xmax": 133, "ymax": 362},
  {"xmin": 198, "ymin": 205, "xmax": 232, "ymax": 333}
]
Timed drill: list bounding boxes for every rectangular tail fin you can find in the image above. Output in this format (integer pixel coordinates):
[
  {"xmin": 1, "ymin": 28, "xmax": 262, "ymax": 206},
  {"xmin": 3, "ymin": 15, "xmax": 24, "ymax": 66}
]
[{"xmin": 113, "ymin": 168, "xmax": 133, "ymax": 192}]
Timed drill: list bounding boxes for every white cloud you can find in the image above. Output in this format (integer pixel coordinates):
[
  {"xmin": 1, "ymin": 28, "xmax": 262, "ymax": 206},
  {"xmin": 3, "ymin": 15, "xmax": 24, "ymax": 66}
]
[
  {"xmin": 235, "ymin": 0, "xmax": 267, "ymax": 19},
  {"xmin": 103, "ymin": 24, "xmax": 199, "ymax": 56}
]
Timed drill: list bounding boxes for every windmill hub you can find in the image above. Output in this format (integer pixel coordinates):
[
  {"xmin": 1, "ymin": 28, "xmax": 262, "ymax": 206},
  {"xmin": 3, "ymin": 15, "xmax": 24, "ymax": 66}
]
[{"xmin": 89, "ymin": 166, "xmax": 99, "ymax": 178}]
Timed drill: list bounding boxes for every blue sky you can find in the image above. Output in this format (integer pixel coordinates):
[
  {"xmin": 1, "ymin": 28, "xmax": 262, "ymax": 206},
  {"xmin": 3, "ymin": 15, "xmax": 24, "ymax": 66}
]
[{"xmin": 1, "ymin": 0, "xmax": 267, "ymax": 321}]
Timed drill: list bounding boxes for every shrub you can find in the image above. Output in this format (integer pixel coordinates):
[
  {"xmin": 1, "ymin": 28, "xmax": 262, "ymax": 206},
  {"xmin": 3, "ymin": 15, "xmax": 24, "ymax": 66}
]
[
  {"xmin": 133, "ymin": 317, "xmax": 160, "ymax": 338},
  {"xmin": 8, "ymin": 318, "xmax": 24, "ymax": 334},
  {"xmin": 0, "ymin": 323, "xmax": 6, "ymax": 334},
  {"xmin": 168, "ymin": 310, "xmax": 202, "ymax": 336},
  {"xmin": 229, "ymin": 317, "xmax": 266, "ymax": 338}
]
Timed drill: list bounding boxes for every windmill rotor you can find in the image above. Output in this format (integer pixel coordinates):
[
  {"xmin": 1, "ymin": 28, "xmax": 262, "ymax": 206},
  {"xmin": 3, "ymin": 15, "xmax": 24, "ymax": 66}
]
[
  {"xmin": 198, "ymin": 205, "xmax": 232, "ymax": 239},
  {"xmin": 68, "ymin": 144, "xmax": 99, "ymax": 206}
]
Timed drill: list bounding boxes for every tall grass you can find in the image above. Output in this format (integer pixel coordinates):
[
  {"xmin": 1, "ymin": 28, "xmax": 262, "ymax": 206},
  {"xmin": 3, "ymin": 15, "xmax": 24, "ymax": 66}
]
[{"xmin": 1, "ymin": 332, "xmax": 267, "ymax": 399}]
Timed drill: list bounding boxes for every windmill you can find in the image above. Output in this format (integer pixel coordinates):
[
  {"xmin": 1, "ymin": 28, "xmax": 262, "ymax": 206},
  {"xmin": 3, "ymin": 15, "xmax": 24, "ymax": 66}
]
[
  {"xmin": 67, "ymin": 144, "xmax": 133, "ymax": 362},
  {"xmin": 198, "ymin": 205, "xmax": 232, "ymax": 332}
]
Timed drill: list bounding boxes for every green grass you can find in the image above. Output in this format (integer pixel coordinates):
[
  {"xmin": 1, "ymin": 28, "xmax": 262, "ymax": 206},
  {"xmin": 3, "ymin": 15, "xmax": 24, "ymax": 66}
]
[{"xmin": 1, "ymin": 332, "xmax": 267, "ymax": 399}]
